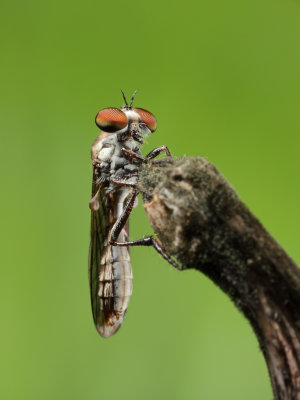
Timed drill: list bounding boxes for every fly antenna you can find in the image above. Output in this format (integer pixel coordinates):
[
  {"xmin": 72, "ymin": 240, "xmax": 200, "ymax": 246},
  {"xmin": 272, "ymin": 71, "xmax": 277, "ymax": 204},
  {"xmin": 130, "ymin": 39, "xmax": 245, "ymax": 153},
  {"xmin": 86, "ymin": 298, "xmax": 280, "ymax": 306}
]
[
  {"xmin": 121, "ymin": 90, "xmax": 128, "ymax": 106},
  {"xmin": 129, "ymin": 90, "xmax": 138, "ymax": 108}
]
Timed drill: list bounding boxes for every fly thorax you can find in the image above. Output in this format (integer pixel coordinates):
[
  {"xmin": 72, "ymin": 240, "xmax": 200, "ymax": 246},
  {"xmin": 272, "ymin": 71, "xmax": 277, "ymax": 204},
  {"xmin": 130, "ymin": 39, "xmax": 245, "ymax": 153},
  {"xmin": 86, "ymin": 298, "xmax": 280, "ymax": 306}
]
[{"xmin": 110, "ymin": 138, "xmax": 139, "ymax": 180}]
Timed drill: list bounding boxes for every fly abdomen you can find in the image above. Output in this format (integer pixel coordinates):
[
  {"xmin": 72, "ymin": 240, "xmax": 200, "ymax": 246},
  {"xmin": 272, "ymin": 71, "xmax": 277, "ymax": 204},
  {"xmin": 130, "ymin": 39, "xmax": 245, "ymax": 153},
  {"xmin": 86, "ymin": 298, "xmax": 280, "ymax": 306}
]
[
  {"xmin": 97, "ymin": 244, "xmax": 133, "ymax": 337},
  {"xmin": 98, "ymin": 259, "xmax": 133, "ymax": 300}
]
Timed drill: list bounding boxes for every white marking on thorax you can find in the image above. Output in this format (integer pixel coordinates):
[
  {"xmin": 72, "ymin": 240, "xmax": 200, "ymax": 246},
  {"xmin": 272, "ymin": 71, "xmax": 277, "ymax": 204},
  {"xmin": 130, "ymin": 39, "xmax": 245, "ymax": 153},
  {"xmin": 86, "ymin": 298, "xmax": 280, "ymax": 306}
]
[{"xmin": 97, "ymin": 146, "xmax": 114, "ymax": 161}]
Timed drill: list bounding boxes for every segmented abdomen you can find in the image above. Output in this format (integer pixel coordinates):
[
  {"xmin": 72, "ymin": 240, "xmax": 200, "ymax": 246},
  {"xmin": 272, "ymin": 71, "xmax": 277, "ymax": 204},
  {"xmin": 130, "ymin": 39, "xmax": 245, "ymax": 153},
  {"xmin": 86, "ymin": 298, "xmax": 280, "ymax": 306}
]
[
  {"xmin": 89, "ymin": 187, "xmax": 133, "ymax": 337},
  {"xmin": 97, "ymin": 225, "xmax": 133, "ymax": 337}
]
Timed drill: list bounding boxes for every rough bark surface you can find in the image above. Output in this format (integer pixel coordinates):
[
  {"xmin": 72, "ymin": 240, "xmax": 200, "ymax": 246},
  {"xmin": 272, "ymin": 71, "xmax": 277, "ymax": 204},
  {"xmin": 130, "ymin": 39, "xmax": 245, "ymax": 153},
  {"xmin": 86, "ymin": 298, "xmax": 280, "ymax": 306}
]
[{"xmin": 139, "ymin": 157, "xmax": 300, "ymax": 400}]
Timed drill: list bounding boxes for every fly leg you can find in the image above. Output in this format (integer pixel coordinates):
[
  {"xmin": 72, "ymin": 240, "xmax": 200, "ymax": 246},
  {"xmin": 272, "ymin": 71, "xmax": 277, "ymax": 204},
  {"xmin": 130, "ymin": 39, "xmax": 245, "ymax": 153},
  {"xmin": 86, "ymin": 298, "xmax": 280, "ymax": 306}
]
[
  {"xmin": 109, "ymin": 178, "xmax": 151, "ymax": 241},
  {"xmin": 110, "ymin": 189, "xmax": 138, "ymax": 243},
  {"xmin": 111, "ymin": 177, "xmax": 151, "ymax": 198},
  {"xmin": 121, "ymin": 150, "xmax": 147, "ymax": 164},
  {"xmin": 121, "ymin": 145, "xmax": 172, "ymax": 165},
  {"xmin": 145, "ymin": 145, "xmax": 171, "ymax": 160},
  {"xmin": 114, "ymin": 237, "xmax": 182, "ymax": 271},
  {"xmin": 110, "ymin": 178, "xmax": 182, "ymax": 271}
]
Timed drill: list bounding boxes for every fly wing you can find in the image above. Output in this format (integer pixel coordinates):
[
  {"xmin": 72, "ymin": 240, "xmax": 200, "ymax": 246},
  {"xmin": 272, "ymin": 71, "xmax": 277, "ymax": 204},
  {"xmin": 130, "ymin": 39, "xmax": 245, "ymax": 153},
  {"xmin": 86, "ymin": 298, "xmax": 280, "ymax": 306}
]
[
  {"xmin": 89, "ymin": 147, "xmax": 133, "ymax": 338},
  {"xmin": 88, "ymin": 174, "xmax": 107, "ymax": 332}
]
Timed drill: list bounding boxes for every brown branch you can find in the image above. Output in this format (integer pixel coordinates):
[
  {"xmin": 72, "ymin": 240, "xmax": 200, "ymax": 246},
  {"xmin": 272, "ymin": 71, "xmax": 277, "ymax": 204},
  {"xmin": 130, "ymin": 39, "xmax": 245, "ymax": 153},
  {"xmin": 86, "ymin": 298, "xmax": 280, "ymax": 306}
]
[{"xmin": 139, "ymin": 156, "xmax": 300, "ymax": 400}]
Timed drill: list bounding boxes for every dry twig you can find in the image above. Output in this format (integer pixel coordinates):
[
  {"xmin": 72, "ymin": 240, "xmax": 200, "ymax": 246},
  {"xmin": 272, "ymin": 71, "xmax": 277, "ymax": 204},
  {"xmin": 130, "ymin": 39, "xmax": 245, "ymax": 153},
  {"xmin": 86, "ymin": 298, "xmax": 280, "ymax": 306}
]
[{"xmin": 139, "ymin": 157, "xmax": 300, "ymax": 400}]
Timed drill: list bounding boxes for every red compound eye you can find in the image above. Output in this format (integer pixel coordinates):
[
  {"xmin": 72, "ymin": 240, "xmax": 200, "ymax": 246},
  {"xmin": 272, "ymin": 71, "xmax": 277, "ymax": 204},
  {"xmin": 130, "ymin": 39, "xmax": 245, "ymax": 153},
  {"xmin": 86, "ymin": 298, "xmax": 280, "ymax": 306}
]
[
  {"xmin": 133, "ymin": 108, "xmax": 157, "ymax": 132},
  {"xmin": 95, "ymin": 108, "xmax": 128, "ymax": 132}
]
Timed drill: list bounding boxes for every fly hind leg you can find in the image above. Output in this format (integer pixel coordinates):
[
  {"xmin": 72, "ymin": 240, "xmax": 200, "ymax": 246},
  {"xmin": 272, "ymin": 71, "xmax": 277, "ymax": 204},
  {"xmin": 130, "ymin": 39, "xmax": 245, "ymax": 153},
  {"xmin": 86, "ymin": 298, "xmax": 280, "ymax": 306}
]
[
  {"xmin": 113, "ymin": 236, "xmax": 182, "ymax": 271},
  {"xmin": 109, "ymin": 178, "xmax": 150, "ymax": 242},
  {"xmin": 110, "ymin": 179, "xmax": 182, "ymax": 271},
  {"xmin": 110, "ymin": 188, "xmax": 139, "ymax": 243}
]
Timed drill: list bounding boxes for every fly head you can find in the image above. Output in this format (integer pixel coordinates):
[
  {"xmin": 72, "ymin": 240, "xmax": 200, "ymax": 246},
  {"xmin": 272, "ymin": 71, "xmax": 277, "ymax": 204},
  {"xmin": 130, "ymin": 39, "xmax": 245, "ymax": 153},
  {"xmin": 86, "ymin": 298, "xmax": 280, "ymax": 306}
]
[{"xmin": 95, "ymin": 91, "xmax": 157, "ymax": 145}]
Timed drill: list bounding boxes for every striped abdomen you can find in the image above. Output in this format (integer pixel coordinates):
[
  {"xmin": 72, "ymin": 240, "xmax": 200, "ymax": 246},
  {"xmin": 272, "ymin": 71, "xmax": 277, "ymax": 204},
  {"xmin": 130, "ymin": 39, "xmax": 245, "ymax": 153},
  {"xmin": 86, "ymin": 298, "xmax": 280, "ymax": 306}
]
[
  {"xmin": 90, "ymin": 188, "xmax": 133, "ymax": 337},
  {"xmin": 97, "ymin": 228, "xmax": 133, "ymax": 337}
]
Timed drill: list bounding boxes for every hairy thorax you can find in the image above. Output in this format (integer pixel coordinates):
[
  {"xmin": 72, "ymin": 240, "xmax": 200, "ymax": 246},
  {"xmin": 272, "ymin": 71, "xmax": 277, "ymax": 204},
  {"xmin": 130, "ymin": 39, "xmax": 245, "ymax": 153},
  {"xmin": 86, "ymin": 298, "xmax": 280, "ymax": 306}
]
[{"xmin": 91, "ymin": 132, "xmax": 141, "ymax": 189}]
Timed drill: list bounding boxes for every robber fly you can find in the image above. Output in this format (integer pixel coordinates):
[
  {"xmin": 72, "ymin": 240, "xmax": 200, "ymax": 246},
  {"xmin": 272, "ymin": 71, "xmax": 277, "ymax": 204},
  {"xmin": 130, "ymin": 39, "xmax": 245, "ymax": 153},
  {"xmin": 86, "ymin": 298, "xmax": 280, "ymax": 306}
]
[{"xmin": 89, "ymin": 90, "xmax": 181, "ymax": 338}]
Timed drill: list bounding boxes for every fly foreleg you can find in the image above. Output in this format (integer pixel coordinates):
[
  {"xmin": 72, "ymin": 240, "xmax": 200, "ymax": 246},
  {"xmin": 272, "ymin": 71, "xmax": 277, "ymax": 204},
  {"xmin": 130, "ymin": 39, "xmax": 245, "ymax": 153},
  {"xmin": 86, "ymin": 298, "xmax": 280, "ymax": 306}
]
[
  {"xmin": 121, "ymin": 145, "xmax": 172, "ymax": 165},
  {"xmin": 121, "ymin": 149, "xmax": 148, "ymax": 164},
  {"xmin": 145, "ymin": 145, "xmax": 171, "ymax": 160}
]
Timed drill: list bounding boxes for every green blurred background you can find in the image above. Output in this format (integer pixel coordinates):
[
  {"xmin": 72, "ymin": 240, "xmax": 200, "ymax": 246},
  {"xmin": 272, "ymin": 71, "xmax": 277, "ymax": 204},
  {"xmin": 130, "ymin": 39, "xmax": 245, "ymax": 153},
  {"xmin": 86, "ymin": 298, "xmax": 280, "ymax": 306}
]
[{"xmin": 1, "ymin": 0, "xmax": 300, "ymax": 398}]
